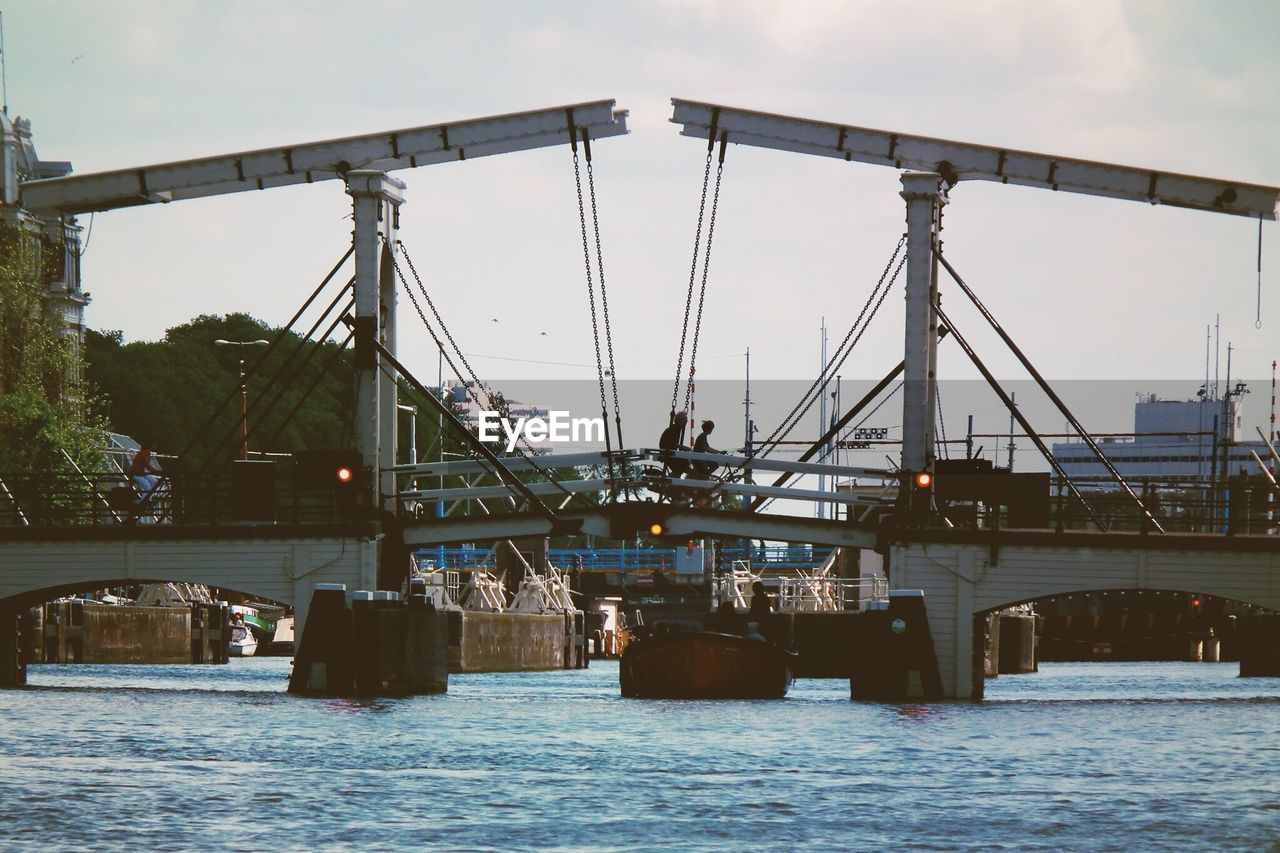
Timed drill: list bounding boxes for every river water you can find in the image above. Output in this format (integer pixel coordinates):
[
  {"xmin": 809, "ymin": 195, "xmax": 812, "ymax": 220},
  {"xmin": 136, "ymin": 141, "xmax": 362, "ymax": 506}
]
[{"xmin": 2, "ymin": 660, "xmax": 1278, "ymax": 850}]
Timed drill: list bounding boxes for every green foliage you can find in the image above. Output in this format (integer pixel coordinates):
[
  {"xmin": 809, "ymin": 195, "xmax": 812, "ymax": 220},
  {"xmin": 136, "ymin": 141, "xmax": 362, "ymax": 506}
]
[
  {"xmin": 0, "ymin": 230, "xmax": 105, "ymax": 474},
  {"xmin": 87, "ymin": 312, "xmax": 499, "ymax": 477},
  {"xmin": 86, "ymin": 312, "xmax": 601, "ymax": 520},
  {"xmin": 86, "ymin": 313, "xmax": 362, "ymax": 468}
]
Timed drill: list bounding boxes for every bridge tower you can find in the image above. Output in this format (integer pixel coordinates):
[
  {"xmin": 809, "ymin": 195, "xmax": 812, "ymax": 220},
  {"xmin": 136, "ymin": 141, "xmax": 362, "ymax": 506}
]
[{"xmin": 346, "ymin": 171, "xmax": 404, "ymax": 511}]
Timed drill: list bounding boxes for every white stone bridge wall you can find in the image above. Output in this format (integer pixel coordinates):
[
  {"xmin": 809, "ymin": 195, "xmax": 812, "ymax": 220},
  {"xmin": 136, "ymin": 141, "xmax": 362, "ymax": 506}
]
[
  {"xmin": 0, "ymin": 535, "xmax": 378, "ymax": 638},
  {"xmin": 892, "ymin": 537, "xmax": 1280, "ymax": 699}
]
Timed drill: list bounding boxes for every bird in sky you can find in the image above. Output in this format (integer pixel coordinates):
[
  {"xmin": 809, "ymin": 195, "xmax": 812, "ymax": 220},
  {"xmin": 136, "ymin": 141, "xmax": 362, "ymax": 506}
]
[{"xmin": 71, "ymin": 54, "xmax": 85, "ymax": 63}]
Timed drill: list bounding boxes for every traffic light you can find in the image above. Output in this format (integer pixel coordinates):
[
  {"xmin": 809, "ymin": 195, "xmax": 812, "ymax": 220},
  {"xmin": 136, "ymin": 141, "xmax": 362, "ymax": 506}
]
[
  {"xmin": 296, "ymin": 450, "xmax": 365, "ymax": 517},
  {"xmin": 297, "ymin": 450, "xmax": 364, "ymax": 489},
  {"xmin": 610, "ymin": 503, "xmax": 673, "ymax": 540},
  {"xmin": 903, "ymin": 468, "xmax": 934, "ymax": 522}
]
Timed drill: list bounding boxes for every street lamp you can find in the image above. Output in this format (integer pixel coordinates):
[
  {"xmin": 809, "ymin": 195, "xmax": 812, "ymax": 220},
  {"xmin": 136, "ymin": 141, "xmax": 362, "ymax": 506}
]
[{"xmin": 214, "ymin": 339, "xmax": 270, "ymax": 460}]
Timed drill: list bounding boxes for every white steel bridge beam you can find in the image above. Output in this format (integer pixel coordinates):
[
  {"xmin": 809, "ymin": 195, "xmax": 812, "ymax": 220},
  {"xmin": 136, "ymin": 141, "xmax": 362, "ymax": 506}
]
[
  {"xmin": 21, "ymin": 101, "xmax": 629, "ymax": 214},
  {"xmin": 669, "ymin": 99, "xmax": 1280, "ymax": 220}
]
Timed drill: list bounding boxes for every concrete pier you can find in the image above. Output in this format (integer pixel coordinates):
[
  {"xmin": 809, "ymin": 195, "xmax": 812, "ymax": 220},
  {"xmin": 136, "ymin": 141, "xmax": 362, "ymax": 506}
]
[
  {"xmin": 997, "ymin": 613, "xmax": 1037, "ymax": 674},
  {"xmin": 448, "ymin": 611, "xmax": 570, "ymax": 673},
  {"xmin": 27, "ymin": 601, "xmax": 228, "ymax": 665},
  {"xmin": 288, "ymin": 585, "xmax": 448, "ymax": 697}
]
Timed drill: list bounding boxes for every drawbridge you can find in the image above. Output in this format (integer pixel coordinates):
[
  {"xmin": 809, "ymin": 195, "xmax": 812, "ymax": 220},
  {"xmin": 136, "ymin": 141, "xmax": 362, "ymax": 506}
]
[
  {"xmin": 5, "ymin": 95, "xmax": 1280, "ymax": 697},
  {"xmin": 394, "ymin": 447, "xmax": 890, "ymax": 548}
]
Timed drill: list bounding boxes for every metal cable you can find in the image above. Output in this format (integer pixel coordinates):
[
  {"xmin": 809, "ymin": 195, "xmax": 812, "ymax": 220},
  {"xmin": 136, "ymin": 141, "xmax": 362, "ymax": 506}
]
[
  {"xmin": 391, "ymin": 240, "xmax": 579, "ymax": 502},
  {"xmin": 672, "ymin": 148, "xmax": 715, "ymax": 421},
  {"xmin": 176, "ymin": 247, "xmax": 354, "ymax": 462},
  {"xmin": 757, "ymin": 242, "xmax": 906, "ymax": 457}
]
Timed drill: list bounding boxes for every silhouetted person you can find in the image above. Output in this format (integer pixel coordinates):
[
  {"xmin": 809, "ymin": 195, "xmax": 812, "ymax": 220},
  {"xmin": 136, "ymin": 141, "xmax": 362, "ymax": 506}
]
[
  {"xmin": 747, "ymin": 581, "xmax": 773, "ymax": 640},
  {"xmin": 659, "ymin": 411, "xmax": 691, "ymax": 478},
  {"xmin": 714, "ymin": 599, "xmax": 739, "ymax": 633},
  {"xmin": 691, "ymin": 420, "xmax": 725, "ymax": 480}
]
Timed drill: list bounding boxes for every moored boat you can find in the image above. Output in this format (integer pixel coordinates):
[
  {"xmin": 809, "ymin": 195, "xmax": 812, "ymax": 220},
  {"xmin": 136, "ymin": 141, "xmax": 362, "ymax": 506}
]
[
  {"xmin": 228, "ymin": 624, "xmax": 258, "ymax": 657},
  {"xmin": 619, "ymin": 631, "xmax": 796, "ymax": 699}
]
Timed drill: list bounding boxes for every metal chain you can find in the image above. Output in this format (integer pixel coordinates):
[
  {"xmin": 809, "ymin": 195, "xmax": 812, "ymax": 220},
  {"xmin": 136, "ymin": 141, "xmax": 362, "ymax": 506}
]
[
  {"xmin": 683, "ymin": 158, "xmax": 725, "ymax": 416},
  {"xmin": 720, "ymin": 253, "xmax": 905, "ymax": 500},
  {"xmin": 757, "ymin": 234, "xmax": 907, "ymax": 455},
  {"xmin": 672, "ymin": 149, "xmax": 715, "ymax": 420},
  {"xmin": 571, "ymin": 140, "xmax": 618, "ymax": 495},
  {"xmin": 585, "ymin": 152, "xmax": 623, "ymax": 448}
]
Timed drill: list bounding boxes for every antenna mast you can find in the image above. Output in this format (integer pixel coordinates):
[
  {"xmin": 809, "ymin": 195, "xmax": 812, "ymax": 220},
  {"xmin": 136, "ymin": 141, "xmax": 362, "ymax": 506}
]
[{"xmin": 1, "ymin": 12, "xmax": 8, "ymax": 115}]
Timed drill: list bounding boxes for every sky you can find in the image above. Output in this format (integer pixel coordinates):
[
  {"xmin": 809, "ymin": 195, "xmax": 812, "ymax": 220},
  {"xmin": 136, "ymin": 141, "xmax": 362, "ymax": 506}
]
[{"xmin": 7, "ymin": 0, "xmax": 1280, "ymax": 422}]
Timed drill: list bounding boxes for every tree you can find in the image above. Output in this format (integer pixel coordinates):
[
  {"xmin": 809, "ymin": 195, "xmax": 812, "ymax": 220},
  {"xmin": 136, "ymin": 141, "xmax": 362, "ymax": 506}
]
[
  {"xmin": 86, "ymin": 313, "xmax": 360, "ymax": 468},
  {"xmin": 0, "ymin": 228, "xmax": 104, "ymax": 474}
]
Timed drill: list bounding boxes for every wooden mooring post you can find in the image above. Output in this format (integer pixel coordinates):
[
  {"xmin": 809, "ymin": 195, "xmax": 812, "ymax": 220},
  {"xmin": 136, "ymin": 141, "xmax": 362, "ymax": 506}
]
[
  {"xmin": 190, "ymin": 602, "xmax": 229, "ymax": 664},
  {"xmin": 0, "ymin": 602, "xmax": 25, "ymax": 687},
  {"xmin": 42, "ymin": 600, "xmax": 85, "ymax": 664}
]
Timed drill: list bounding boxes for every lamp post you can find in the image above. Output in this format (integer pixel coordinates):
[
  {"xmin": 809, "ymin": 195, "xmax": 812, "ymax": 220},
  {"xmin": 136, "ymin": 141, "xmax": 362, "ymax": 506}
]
[{"xmin": 214, "ymin": 339, "xmax": 269, "ymax": 460}]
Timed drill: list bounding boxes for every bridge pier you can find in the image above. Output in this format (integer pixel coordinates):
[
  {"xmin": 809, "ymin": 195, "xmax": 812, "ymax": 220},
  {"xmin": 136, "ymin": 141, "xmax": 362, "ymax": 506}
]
[{"xmin": 288, "ymin": 584, "xmax": 448, "ymax": 696}]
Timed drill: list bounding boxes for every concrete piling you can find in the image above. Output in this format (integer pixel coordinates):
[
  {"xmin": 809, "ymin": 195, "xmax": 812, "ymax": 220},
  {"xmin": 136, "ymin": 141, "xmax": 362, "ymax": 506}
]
[
  {"xmin": 997, "ymin": 614, "xmax": 1037, "ymax": 674},
  {"xmin": 290, "ymin": 584, "xmax": 448, "ymax": 697},
  {"xmin": 849, "ymin": 590, "xmax": 944, "ymax": 701}
]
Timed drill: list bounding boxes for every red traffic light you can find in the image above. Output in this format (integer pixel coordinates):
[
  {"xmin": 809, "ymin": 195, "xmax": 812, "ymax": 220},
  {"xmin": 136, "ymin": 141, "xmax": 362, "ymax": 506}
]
[
  {"xmin": 336, "ymin": 466, "xmax": 354, "ymax": 484},
  {"xmin": 913, "ymin": 471, "xmax": 933, "ymax": 489}
]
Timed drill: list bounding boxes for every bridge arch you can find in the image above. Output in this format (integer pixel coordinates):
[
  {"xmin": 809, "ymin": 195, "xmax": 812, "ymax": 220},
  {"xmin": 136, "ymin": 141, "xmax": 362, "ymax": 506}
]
[
  {"xmin": 0, "ymin": 528, "xmax": 379, "ymax": 639},
  {"xmin": 891, "ymin": 534, "xmax": 1280, "ymax": 699}
]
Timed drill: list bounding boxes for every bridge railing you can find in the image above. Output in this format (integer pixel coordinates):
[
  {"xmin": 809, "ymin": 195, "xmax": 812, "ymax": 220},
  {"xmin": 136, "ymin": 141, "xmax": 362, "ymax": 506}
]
[
  {"xmin": 717, "ymin": 546, "xmax": 834, "ymax": 573},
  {"xmin": 1044, "ymin": 478, "xmax": 1277, "ymax": 535},
  {"xmin": 411, "ymin": 548, "xmax": 684, "ymax": 573},
  {"xmin": 0, "ymin": 468, "xmax": 369, "ymax": 528}
]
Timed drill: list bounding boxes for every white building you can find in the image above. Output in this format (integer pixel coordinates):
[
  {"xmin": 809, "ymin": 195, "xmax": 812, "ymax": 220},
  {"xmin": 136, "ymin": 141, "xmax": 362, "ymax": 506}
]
[
  {"xmin": 1052, "ymin": 391, "xmax": 1271, "ymax": 489},
  {"xmin": 0, "ymin": 109, "xmax": 89, "ymax": 348}
]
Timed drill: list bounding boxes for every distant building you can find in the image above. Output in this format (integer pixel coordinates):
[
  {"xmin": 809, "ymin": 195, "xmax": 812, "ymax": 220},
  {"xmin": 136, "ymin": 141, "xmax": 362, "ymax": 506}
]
[
  {"xmin": 0, "ymin": 109, "xmax": 89, "ymax": 350},
  {"xmin": 447, "ymin": 381, "xmax": 550, "ymax": 422},
  {"xmin": 1052, "ymin": 390, "xmax": 1272, "ymax": 490}
]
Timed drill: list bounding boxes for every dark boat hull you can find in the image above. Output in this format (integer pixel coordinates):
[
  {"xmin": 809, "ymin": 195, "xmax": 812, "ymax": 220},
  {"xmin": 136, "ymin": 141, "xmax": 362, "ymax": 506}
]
[{"xmin": 619, "ymin": 631, "xmax": 796, "ymax": 699}]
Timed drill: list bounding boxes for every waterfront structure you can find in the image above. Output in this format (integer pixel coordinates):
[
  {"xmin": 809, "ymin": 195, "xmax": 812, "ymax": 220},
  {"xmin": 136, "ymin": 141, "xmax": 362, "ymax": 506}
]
[
  {"xmin": 1053, "ymin": 391, "xmax": 1271, "ymax": 486},
  {"xmin": 4, "ymin": 97, "xmax": 1279, "ymax": 699},
  {"xmin": 0, "ymin": 109, "xmax": 89, "ymax": 350}
]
